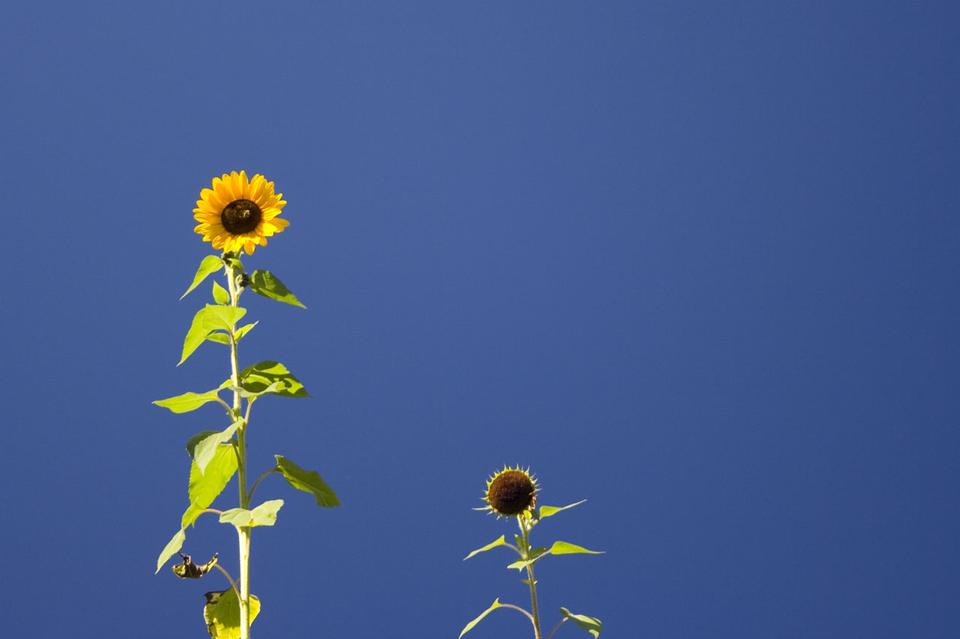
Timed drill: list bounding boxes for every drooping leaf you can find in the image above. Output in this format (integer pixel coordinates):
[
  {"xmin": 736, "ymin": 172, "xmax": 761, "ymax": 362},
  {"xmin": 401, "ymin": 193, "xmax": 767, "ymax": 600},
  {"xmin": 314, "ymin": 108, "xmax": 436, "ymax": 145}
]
[
  {"xmin": 247, "ymin": 270, "xmax": 306, "ymax": 308},
  {"xmin": 219, "ymin": 500, "xmax": 284, "ymax": 529},
  {"xmin": 153, "ymin": 389, "xmax": 223, "ymax": 414},
  {"xmin": 464, "ymin": 535, "xmax": 508, "ymax": 561},
  {"xmin": 181, "ymin": 444, "xmax": 238, "ymax": 529},
  {"xmin": 507, "ymin": 548, "xmax": 547, "ymax": 571},
  {"xmin": 155, "ymin": 528, "xmax": 186, "ymax": 574},
  {"xmin": 274, "ymin": 455, "xmax": 340, "ymax": 507},
  {"xmin": 548, "ymin": 541, "xmax": 604, "ymax": 556},
  {"xmin": 212, "ymin": 280, "xmax": 230, "ymax": 305},
  {"xmin": 203, "ymin": 589, "xmax": 261, "ymax": 639},
  {"xmin": 172, "ymin": 552, "xmax": 218, "ymax": 579},
  {"xmin": 559, "ymin": 607, "xmax": 603, "ymax": 638},
  {"xmin": 180, "ymin": 305, "xmax": 247, "ymax": 366},
  {"xmin": 459, "ymin": 598, "xmax": 501, "ymax": 638},
  {"xmin": 240, "ymin": 361, "xmax": 308, "ymax": 398},
  {"xmin": 181, "ymin": 255, "xmax": 224, "ymax": 300},
  {"xmin": 538, "ymin": 500, "xmax": 587, "ymax": 520},
  {"xmin": 193, "ymin": 421, "xmax": 242, "ymax": 474}
]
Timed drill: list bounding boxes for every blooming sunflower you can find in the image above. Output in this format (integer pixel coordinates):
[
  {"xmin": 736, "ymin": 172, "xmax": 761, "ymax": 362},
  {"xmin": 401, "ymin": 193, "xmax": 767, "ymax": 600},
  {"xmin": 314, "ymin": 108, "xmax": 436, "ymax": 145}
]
[
  {"xmin": 481, "ymin": 466, "xmax": 539, "ymax": 518},
  {"xmin": 193, "ymin": 171, "xmax": 289, "ymax": 255}
]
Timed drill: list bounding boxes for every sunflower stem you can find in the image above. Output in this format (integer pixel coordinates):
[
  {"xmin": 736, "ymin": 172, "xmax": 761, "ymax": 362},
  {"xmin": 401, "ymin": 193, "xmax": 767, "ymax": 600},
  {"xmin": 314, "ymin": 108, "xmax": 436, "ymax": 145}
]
[
  {"xmin": 227, "ymin": 261, "xmax": 253, "ymax": 639},
  {"xmin": 520, "ymin": 515, "xmax": 543, "ymax": 639}
]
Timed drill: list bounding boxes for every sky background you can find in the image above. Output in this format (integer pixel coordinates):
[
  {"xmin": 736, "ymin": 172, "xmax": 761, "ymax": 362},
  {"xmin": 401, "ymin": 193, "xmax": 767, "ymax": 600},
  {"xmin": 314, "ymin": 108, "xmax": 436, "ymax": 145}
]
[{"xmin": 1, "ymin": 1, "xmax": 959, "ymax": 637}]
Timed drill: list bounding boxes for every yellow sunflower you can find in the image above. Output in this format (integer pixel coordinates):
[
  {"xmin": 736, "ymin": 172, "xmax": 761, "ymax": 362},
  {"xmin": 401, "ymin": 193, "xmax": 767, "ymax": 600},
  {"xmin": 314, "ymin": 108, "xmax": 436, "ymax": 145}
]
[{"xmin": 193, "ymin": 171, "xmax": 289, "ymax": 255}]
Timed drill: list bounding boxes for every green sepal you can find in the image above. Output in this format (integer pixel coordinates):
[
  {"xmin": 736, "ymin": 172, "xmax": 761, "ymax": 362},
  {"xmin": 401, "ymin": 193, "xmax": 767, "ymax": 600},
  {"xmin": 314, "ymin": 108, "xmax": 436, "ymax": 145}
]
[
  {"xmin": 212, "ymin": 280, "xmax": 230, "ymax": 305},
  {"xmin": 219, "ymin": 499, "xmax": 284, "ymax": 529},
  {"xmin": 204, "ymin": 589, "xmax": 261, "ymax": 639},
  {"xmin": 538, "ymin": 500, "xmax": 587, "ymax": 520},
  {"xmin": 180, "ymin": 305, "xmax": 247, "ymax": 366},
  {"xmin": 181, "ymin": 255, "xmax": 224, "ymax": 300},
  {"xmin": 247, "ymin": 270, "xmax": 306, "ymax": 308},
  {"xmin": 240, "ymin": 361, "xmax": 308, "ymax": 397},
  {"xmin": 192, "ymin": 421, "xmax": 242, "ymax": 474},
  {"xmin": 559, "ymin": 607, "xmax": 603, "ymax": 638},
  {"xmin": 181, "ymin": 443, "xmax": 238, "ymax": 529},
  {"xmin": 153, "ymin": 389, "xmax": 223, "ymax": 414},
  {"xmin": 155, "ymin": 528, "xmax": 186, "ymax": 574},
  {"xmin": 464, "ymin": 535, "xmax": 508, "ymax": 560},
  {"xmin": 274, "ymin": 455, "xmax": 340, "ymax": 507},
  {"xmin": 459, "ymin": 598, "xmax": 501, "ymax": 638}
]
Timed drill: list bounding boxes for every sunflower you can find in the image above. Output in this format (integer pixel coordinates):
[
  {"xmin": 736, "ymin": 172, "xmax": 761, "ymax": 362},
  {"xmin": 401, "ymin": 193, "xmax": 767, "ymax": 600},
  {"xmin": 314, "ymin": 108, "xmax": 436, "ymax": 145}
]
[
  {"xmin": 482, "ymin": 466, "xmax": 539, "ymax": 518},
  {"xmin": 193, "ymin": 171, "xmax": 289, "ymax": 255}
]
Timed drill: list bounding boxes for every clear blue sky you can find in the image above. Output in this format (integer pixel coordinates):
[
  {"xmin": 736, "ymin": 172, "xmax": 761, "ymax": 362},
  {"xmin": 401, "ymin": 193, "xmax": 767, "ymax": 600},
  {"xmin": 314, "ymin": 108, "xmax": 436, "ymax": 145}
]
[{"xmin": 1, "ymin": 2, "xmax": 958, "ymax": 637}]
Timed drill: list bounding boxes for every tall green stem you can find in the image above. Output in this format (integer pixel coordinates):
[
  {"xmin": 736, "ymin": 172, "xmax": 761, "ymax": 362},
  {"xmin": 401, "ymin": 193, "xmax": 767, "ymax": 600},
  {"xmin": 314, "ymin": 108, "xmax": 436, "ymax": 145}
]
[
  {"xmin": 227, "ymin": 262, "xmax": 252, "ymax": 639},
  {"xmin": 521, "ymin": 517, "xmax": 543, "ymax": 639}
]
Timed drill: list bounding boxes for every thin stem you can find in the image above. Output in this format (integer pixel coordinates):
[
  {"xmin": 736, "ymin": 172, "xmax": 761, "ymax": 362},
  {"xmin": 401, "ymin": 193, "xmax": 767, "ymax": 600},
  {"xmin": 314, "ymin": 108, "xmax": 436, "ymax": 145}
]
[
  {"xmin": 500, "ymin": 602, "xmax": 537, "ymax": 627},
  {"xmin": 545, "ymin": 618, "xmax": 567, "ymax": 639},
  {"xmin": 213, "ymin": 563, "xmax": 241, "ymax": 599},
  {"xmin": 248, "ymin": 467, "xmax": 276, "ymax": 502},
  {"xmin": 226, "ymin": 261, "xmax": 252, "ymax": 639},
  {"xmin": 520, "ymin": 516, "xmax": 543, "ymax": 639}
]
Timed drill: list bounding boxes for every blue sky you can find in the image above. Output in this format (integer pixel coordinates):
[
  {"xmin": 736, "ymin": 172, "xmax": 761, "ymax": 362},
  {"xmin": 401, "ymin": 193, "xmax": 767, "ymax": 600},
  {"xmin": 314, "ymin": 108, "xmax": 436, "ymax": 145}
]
[{"xmin": 1, "ymin": 1, "xmax": 959, "ymax": 637}]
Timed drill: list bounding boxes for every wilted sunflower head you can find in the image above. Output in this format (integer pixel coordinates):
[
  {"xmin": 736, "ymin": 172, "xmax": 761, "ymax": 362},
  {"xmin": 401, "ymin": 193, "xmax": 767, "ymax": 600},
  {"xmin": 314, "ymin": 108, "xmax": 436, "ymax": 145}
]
[
  {"xmin": 193, "ymin": 171, "xmax": 289, "ymax": 255},
  {"xmin": 481, "ymin": 466, "xmax": 538, "ymax": 518}
]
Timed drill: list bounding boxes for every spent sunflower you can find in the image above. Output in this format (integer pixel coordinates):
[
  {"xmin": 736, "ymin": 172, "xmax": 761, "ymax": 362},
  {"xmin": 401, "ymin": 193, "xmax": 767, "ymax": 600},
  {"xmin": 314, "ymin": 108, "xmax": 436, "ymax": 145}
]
[
  {"xmin": 482, "ymin": 466, "xmax": 538, "ymax": 518},
  {"xmin": 194, "ymin": 171, "xmax": 289, "ymax": 255}
]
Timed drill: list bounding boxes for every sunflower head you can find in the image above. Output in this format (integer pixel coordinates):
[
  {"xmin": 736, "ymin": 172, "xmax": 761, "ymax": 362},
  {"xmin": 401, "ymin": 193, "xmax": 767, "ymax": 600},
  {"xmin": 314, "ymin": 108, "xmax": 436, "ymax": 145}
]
[
  {"xmin": 481, "ymin": 466, "xmax": 538, "ymax": 518},
  {"xmin": 193, "ymin": 171, "xmax": 289, "ymax": 255}
]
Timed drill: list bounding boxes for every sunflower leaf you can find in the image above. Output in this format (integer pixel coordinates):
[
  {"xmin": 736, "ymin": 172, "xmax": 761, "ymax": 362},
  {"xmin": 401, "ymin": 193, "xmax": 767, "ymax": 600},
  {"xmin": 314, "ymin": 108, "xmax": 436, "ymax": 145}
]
[
  {"xmin": 538, "ymin": 500, "xmax": 587, "ymax": 520},
  {"xmin": 193, "ymin": 421, "xmax": 242, "ymax": 474},
  {"xmin": 559, "ymin": 607, "xmax": 603, "ymax": 638},
  {"xmin": 464, "ymin": 535, "xmax": 509, "ymax": 560},
  {"xmin": 153, "ymin": 389, "xmax": 223, "ymax": 414},
  {"xmin": 181, "ymin": 255, "xmax": 224, "ymax": 300},
  {"xmin": 180, "ymin": 305, "xmax": 247, "ymax": 366},
  {"xmin": 155, "ymin": 528, "xmax": 186, "ymax": 574},
  {"xmin": 240, "ymin": 361, "xmax": 308, "ymax": 398},
  {"xmin": 212, "ymin": 280, "xmax": 230, "ymax": 305},
  {"xmin": 204, "ymin": 589, "xmax": 261, "ymax": 639},
  {"xmin": 459, "ymin": 598, "xmax": 502, "ymax": 638},
  {"xmin": 247, "ymin": 270, "xmax": 306, "ymax": 309},
  {"xmin": 548, "ymin": 541, "xmax": 604, "ymax": 556},
  {"xmin": 275, "ymin": 455, "xmax": 340, "ymax": 507},
  {"xmin": 219, "ymin": 499, "xmax": 284, "ymax": 529},
  {"xmin": 205, "ymin": 322, "xmax": 258, "ymax": 346},
  {"xmin": 181, "ymin": 443, "xmax": 238, "ymax": 529}
]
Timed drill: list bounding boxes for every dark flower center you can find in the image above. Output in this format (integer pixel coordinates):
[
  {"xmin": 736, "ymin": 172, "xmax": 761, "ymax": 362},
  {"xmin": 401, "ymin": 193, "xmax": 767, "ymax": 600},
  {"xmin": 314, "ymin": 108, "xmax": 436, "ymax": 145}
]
[
  {"xmin": 221, "ymin": 199, "xmax": 262, "ymax": 234},
  {"xmin": 487, "ymin": 470, "xmax": 536, "ymax": 516}
]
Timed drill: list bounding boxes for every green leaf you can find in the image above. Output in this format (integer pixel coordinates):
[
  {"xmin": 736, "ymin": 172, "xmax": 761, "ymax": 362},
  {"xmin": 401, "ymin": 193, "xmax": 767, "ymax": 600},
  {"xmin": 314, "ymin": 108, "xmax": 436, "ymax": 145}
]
[
  {"xmin": 193, "ymin": 421, "xmax": 242, "ymax": 474},
  {"xmin": 180, "ymin": 305, "xmax": 247, "ymax": 366},
  {"xmin": 219, "ymin": 499, "xmax": 284, "ymax": 529},
  {"xmin": 203, "ymin": 589, "xmax": 261, "ymax": 639},
  {"xmin": 274, "ymin": 455, "xmax": 340, "ymax": 507},
  {"xmin": 464, "ymin": 535, "xmax": 508, "ymax": 560},
  {"xmin": 559, "ymin": 607, "xmax": 603, "ymax": 638},
  {"xmin": 247, "ymin": 270, "xmax": 306, "ymax": 308},
  {"xmin": 459, "ymin": 598, "xmax": 501, "ymax": 638},
  {"xmin": 153, "ymin": 389, "xmax": 223, "ymax": 414},
  {"xmin": 240, "ymin": 361, "xmax": 308, "ymax": 398},
  {"xmin": 155, "ymin": 528, "xmax": 186, "ymax": 574},
  {"xmin": 548, "ymin": 541, "xmax": 604, "ymax": 556},
  {"xmin": 181, "ymin": 444, "xmax": 238, "ymax": 529},
  {"xmin": 538, "ymin": 500, "xmax": 587, "ymax": 520},
  {"xmin": 205, "ymin": 322, "xmax": 258, "ymax": 346},
  {"xmin": 212, "ymin": 280, "xmax": 230, "ymax": 305},
  {"xmin": 181, "ymin": 255, "xmax": 224, "ymax": 300}
]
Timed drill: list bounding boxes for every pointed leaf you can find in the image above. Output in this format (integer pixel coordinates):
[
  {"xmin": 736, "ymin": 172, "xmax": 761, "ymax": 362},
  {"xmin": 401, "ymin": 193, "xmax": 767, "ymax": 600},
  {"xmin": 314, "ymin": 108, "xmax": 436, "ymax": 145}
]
[
  {"xmin": 248, "ymin": 270, "xmax": 306, "ymax": 308},
  {"xmin": 549, "ymin": 541, "xmax": 604, "ymax": 556},
  {"xmin": 538, "ymin": 500, "xmax": 587, "ymax": 520},
  {"xmin": 219, "ymin": 500, "xmax": 284, "ymax": 528},
  {"xmin": 181, "ymin": 444, "xmax": 238, "ymax": 529},
  {"xmin": 240, "ymin": 361, "xmax": 308, "ymax": 398},
  {"xmin": 560, "ymin": 608, "xmax": 603, "ymax": 638},
  {"xmin": 459, "ymin": 598, "xmax": 501, "ymax": 638},
  {"xmin": 205, "ymin": 322, "xmax": 258, "ymax": 346},
  {"xmin": 153, "ymin": 389, "xmax": 223, "ymax": 414},
  {"xmin": 464, "ymin": 535, "xmax": 508, "ymax": 560},
  {"xmin": 203, "ymin": 589, "xmax": 261, "ymax": 639},
  {"xmin": 155, "ymin": 528, "xmax": 186, "ymax": 574},
  {"xmin": 180, "ymin": 305, "xmax": 247, "ymax": 366},
  {"xmin": 212, "ymin": 280, "xmax": 230, "ymax": 305},
  {"xmin": 181, "ymin": 255, "xmax": 224, "ymax": 300},
  {"xmin": 274, "ymin": 456, "xmax": 339, "ymax": 507},
  {"xmin": 193, "ymin": 421, "xmax": 242, "ymax": 474}
]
